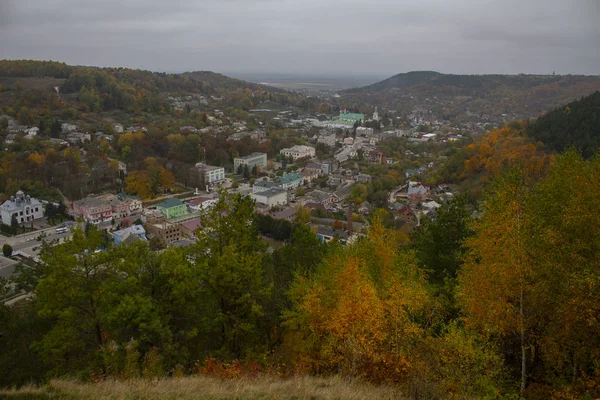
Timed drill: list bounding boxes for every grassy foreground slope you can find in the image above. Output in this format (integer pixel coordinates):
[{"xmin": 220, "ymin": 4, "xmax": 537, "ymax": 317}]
[{"xmin": 0, "ymin": 376, "xmax": 403, "ymax": 400}]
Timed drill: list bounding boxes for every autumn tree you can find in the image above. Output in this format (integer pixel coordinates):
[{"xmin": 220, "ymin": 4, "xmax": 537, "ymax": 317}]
[{"xmin": 458, "ymin": 166, "xmax": 532, "ymax": 393}]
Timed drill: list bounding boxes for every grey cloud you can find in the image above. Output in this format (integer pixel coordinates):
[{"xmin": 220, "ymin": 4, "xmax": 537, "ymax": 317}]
[{"xmin": 1, "ymin": 0, "xmax": 598, "ymax": 76}]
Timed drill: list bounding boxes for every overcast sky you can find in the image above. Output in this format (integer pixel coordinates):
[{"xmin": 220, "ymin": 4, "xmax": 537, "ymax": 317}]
[{"xmin": 1, "ymin": 0, "xmax": 599, "ymax": 77}]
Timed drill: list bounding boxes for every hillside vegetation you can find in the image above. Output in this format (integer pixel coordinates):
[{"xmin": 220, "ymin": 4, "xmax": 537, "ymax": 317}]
[
  {"xmin": 340, "ymin": 71, "xmax": 600, "ymax": 123},
  {"xmin": 528, "ymin": 90, "xmax": 600, "ymax": 157}
]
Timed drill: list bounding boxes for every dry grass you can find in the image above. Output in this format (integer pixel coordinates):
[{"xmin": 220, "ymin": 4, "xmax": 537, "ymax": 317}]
[{"xmin": 0, "ymin": 375, "xmax": 405, "ymax": 399}]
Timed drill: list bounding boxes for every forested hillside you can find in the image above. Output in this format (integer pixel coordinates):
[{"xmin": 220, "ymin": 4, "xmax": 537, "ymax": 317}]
[
  {"xmin": 528, "ymin": 90, "xmax": 600, "ymax": 157},
  {"xmin": 339, "ymin": 71, "xmax": 600, "ymax": 123}
]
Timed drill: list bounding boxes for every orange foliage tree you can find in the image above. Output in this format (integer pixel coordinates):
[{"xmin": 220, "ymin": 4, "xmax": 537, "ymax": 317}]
[{"xmin": 285, "ymin": 220, "xmax": 430, "ymax": 383}]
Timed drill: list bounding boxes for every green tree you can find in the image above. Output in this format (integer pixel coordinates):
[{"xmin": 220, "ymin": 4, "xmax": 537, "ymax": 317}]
[
  {"xmin": 192, "ymin": 189, "xmax": 270, "ymax": 359},
  {"xmin": 2, "ymin": 244, "xmax": 12, "ymax": 257}
]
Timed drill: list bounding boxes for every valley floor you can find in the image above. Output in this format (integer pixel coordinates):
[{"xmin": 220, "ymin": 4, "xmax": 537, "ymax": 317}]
[{"xmin": 0, "ymin": 375, "xmax": 404, "ymax": 400}]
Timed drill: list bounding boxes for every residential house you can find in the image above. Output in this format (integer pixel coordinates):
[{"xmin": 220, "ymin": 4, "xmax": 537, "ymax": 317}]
[
  {"xmin": 280, "ymin": 145, "xmax": 315, "ymax": 160},
  {"xmin": 156, "ymin": 198, "xmax": 187, "ymax": 220},
  {"xmin": 233, "ymin": 152, "xmax": 267, "ymax": 172},
  {"xmin": 315, "ymin": 226, "xmax": 357, "ymax": 246},
  {"xmin": 358, "ymin": 201, "xmax": 372, "ymax": 215},
  {"xmin": 0, "ymin": 191, "xmax": 44, "ymax": 225},
  {"xmin": 408, "ymin": 182, "xmax": 430, "ymax": 203},
  {"xmin": 321, "ymin": 159, "xmax": 339, "ymax": 175},
  {"xmin": 187, "ymin": 197, "xmax": 217, "ymax": 213},
  {"xmin": 113, "ymin": 225, "xmax": 147, "ymax": 246},
  {"xmin": 66, "ymin": 132, "xmax": 91, "ymax": 144},
  {"xmin": 113, "ymin": 123, "xmax": 124, "ymax": 133},
  {"xmin": 178, "ymin": 218, "xmax": 201, "ymax": 239},
  {"xmin": 305, "ymin": 163, "xmax": 324, "ymax": 175},
  {"xmin": 394, "ymin": 205, "xmax": 418, "ymax": 226},
  {"xmin": 343, "ymin": 137, "xmax": 354, "ymax": 146},
  {"xmin": 369, "ymin": 150, "xmax": 386, "ymax": 164},
  {"xmin": 251, "ymin": 188, "xmax": 288, "ymax": 209},
  {"xmin": 334, "ymin": 184, "xmax": 353, "ymax": 203},
  {"xmin": 355, "ymin": 174, "xmax": 372, "ymax": 183},
  {"xmin": 301, "ymin": 169, "xmax": 320, "ymax": 184},
  {"xmin": 61, "ymin": 123, "xmax": 77, "ymax": 133}
]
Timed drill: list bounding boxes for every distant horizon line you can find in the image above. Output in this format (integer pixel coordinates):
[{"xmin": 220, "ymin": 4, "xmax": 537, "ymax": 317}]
[{"xmin": 2, "ymin": 58, "xmax": 599, "ymax": 79}]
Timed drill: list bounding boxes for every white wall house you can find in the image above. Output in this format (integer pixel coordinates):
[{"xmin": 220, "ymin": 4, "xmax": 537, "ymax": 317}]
[{"xmin": 0, "ymin": 191, "xmax": 44, "ymax": 225}]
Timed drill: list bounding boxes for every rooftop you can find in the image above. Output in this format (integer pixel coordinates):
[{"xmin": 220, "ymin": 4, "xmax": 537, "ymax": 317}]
[
  {"xmin": 279, "ymin": 173, "xmax": 303, "ymax": 184},
  {"xmin": 254, "ymin": 188, "xmax": 287, "ymax": 198},
  {"xmin": 236, "ymin": 152, "xmax": 266, "ymax": 160},
  {"xmin": 157, "ymin": 198, "xmax": 185, "ymax": 209}
]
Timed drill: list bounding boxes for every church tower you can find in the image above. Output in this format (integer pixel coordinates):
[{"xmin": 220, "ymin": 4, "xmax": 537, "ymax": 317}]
[{"xmin": 372, "ymin": 107, "xmax": 379, "ymax": 121}]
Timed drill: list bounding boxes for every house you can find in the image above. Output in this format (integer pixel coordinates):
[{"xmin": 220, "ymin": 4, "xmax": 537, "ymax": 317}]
[
  {"xmin": 73, "ymin": 197, "xmax": 113, "ymax": 224},
  {"xmin": 234, "ymin": 152, "xmax": 267, "ymax": 172},
  {"xmin": 113, "ymin": 224, "xmax": 147, "ymax": 246},
  {"xmin": 113, "ymin": 123, "xmax": 124, "ymax": 133},
  {"xmin": 301, "ymin": 169, "xmax": 320, "ymax": 184},
  {"xmin": 303, "ymin": 190, "xmax": 337, "ymax": 205},
  {"xmin": 422, "ymin": 200, "xmax": 441, "ymax": 210},
  {"xmin": 334, "ymin": 184, "xmax": 353, "ymax": 203},
  {"xmin": 178, "ymin": 218, "xmax": 201, "ymax": 239},
  {"xmin": 61, "ymin": 123, "xmax": 77, "ymax": 133},
  {"xmin": 187, "ymin": 197, "xmax": 217, "ymax": 213},
  {"xmin": 272, "ymin": 207, "xmax": 296, "ymax": 222},
  {"xmin": 394, "ymin": 205, "xmax": 418, "ymax": 226},
  {"xmin": 195, "ymin": 163, "xmax": 225, "ymax": 186},
  {"xmin": 305, "ymin": 163, "xmax": 324, "ymax": 175},
  {"xmin": 369, "ymin": 150, "xmax": 386, "ymax": 164},
  {"xmin": 343, "ymin": 137, "xmax": 354, "ymax": 146},
  {"xmin": 408, "ymin": 182, "xmax": 430, "ymax": 203},
  {"xmin": 251, "ymin": 188, "xmax": 288, "ymax": 209},
  {"xmin": 25, "ymin": 127, "xmax": 39, "ymax": 138},
  {"xmin": 321, "ymin": 159, "xmax": 339, "ymax": 175},
  {"xmin": 66, "ymin": 132, "xmax": 91, "ymax": 144},
  {"xmin": 0, "ymin": 191, "xmax": 44, "ymax": 225},
  {"xmin": 315, "ymin": 226, "xmax": 357, "ymax": 246},
  {"xmin": 358, "ymin": 201, "xmax": 372, "ymax": 215},
  {"xmin": 355, "ymin": 174, "xmax": 372, "ymax": 183},
  {"xmin": 280, "ymin": 145, "xmax": 315, "ymax": 160},
  {"xmin": 156, "ymin": 198, "xmax": 187, "ymax": 220},
  {"xmin": 278, "ymin": 173, "xmax": 304, "ymax": 190}
]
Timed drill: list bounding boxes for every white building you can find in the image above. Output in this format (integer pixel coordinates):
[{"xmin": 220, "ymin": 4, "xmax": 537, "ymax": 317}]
[
  {"xmin": 195, "ymin": 163, "xmax": 225, "ymax": 185},
  {"xmin": 280, "ymin": 145, "xmax": 315, "ymax": 160},
  {"xmin": 356, "ymin": 127, "xmax": 374, "ymax": 137},
  {"xmin": 113, "ymin": 123, "xmax": 124, "ymax": 133},
  {"xmin": 61, "ymin": 123, "xmax": 77, "ymax": 133},
  {"xmin": 0, "ymin": 191, "xmax": 44, "ymax": 225},
  {"xmin": 251, "ymin": 188, "xmax": 288, "ymax": 209},
  {"xmin": 233, "ymin": 152, "xmax": 267, "ymax": 172}
]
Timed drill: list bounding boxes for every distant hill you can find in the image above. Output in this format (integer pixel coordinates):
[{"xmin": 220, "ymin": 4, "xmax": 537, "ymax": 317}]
[
  {"xmin": 340, "ymin": 71, "xmax": 600, "ymax": 123},
  {"xmin": 345, "ymin": 71, "xmax": 600, "ymax": 93},
  {"xmin": 0, "ymin": 60, "xmax": 310, "ymax": 117},
  {"xmin": 527, "ymin": 91, "xmax": 600, "ymax": 158}
]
